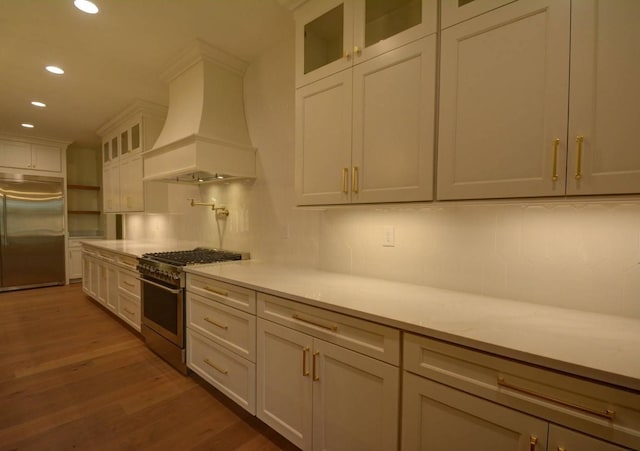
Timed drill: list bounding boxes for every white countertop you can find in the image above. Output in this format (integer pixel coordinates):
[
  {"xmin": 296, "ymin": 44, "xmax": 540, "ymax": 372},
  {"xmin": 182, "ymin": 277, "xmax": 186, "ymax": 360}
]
[
  {"xmin": 185, "ymin": 260, "xmax": 640, "ymax": 392},
  {"xmin": 80, "ymin": 239, "xmax": 213, "ymax": 257}
]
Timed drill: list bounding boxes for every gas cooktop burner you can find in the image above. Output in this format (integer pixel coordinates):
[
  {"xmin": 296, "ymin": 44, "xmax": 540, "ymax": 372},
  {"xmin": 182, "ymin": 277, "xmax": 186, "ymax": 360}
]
[{"xmin": 142, "ymin": 248, "xmax": 244, "ymax": 266}]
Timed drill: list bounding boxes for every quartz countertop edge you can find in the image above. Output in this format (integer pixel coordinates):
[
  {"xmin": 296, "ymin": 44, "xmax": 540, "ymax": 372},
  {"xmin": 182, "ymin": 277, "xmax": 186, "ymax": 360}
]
[
  {"xmin": 79, "ymin": 239, "xmax": 215, "ymax": 258},
  {"xmin": 184, "ymin": 260, "xmax": 640, "ymax": 393}
]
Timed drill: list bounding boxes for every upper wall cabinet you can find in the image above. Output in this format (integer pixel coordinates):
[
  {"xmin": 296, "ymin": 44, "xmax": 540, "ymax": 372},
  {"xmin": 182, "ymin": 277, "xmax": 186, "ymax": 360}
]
[
  {"xmin": 566, "ymin": 0, "xmax": 640, "ymax": 196},
  {"xmin": 294, "ymin": 0, "xmax": 437, "ymax": 206},
  {"xmin": 437, "ymin": 0, "xmax": 570, "ymax": 200},
  {"xmin": 0, "ymin": 136, "xmax": 67, "ymax": 175},
  {"xmin": 295, "ymin": 0, "xmax": 437, "ymax": 88},
  {"xmin": 441, "ymin": 0, "xmax": 517, "ymax": 29},
  {"xmin": 437, "ymin": 0, "xmax": 640, "ymax": 200},
  {"xmin": 97, "ymin": 101, "xmax": 167, "ymax": 213}
]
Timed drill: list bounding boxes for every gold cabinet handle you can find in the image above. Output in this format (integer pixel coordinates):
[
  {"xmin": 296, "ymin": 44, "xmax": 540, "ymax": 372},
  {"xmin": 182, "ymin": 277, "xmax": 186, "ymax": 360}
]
[
  {"xmin": 529, "ymin": 436, "xmax": 537, "ymax": 451},
  {"xmin": 351, "ymin": 166, "xmax": 359, "ymax": 194},
  {"xmin": 557, "ymin": 448, "xmax": 566, "ymax": 451},
  {"xmin": 551, "ymin": 138, "xmax": 560, "ymax": 181},
  {"xmin": 497, "ymin": 376, "xmax": 615, "ymax": 420},
  {"xmin": 204, "ymin": 358, "xmax": 228, "ymax": 375},
  {"xmin": 123, "ymin": 308, "xmax": 135, "ymax": 316},
  {"xmin": 341, "ymin": 167, "xmax": 349, "ymax": 194},
  {"xmin": 354, "ymin": 46, "xmax": 362, "ymax": 56},
  {"xmin": 302, "ymin": 346, "xmax": 310, "ymax": 376},
  {"xmin": 312, "ymin": 351, "xmax": 320, "ymax": 381},
  {"xmin": 204, "ymin": 316, "xmax": 228, "ymax": 330},
  {"xmin": 204, "ymin": 286, "xmax": 228, "ymax": 297},
  {"xmin": 123, "ymin": 281, "xmax": 135, "ymax": 287},
  {"xmin": 575, "ymin": 136, "xmax": 584, "ymax": 180},
  {"xmin": 292, "ymin": 313, "xmax": 338, "ymax": 332},
  {"xmin": 343, "ymin": 50, "xmax": 351, "ymax": 60}
]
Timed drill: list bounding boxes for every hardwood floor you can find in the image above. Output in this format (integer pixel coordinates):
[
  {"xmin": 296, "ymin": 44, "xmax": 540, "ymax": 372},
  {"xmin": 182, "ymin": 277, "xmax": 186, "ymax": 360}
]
[{"xmin": 0, "ymin": 284, "xmax": 297, "ymax": 450}]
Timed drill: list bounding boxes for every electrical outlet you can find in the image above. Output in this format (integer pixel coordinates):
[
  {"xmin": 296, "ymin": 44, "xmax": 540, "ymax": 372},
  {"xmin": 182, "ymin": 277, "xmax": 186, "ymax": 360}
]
[{"xmin": 383, "ymin": 225, "xmax": 395, "ymax": 247}]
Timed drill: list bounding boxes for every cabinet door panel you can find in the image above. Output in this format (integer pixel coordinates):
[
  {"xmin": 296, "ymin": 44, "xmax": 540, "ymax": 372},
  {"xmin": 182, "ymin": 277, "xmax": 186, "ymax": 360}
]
[
  {"xmin": 312, "ymin": 339, "xmax": 399, "ymax": 451},
  {"xmin": 567, "ymin": 0, "xmax": 640, "ymax": 195},
  {"xmin": 441, "ymin": 0, "xmax": 517, "ymax": 29},
  {"xmin": 402, "ymin": 372, "xmax": 548, "ymax": 451},
  {"xmin": 295, "ymin": 70, "xmax": 353, "ymax": 205},
  {"xmin": 437, "ymin": 0, "xmax": 570, "ymax": 200},
  {"xmin": 0, "ymin": 140, "xmax": 31, "ymax": 169},
  {"xmin": 257, "ymin": 319, "xmax": 313, "ymax": 450},
  {"xmin": 31, "ymin": 144, "xmax": 61, "ymax": 172},
  {"xmin": 352, "ymin": 36, "xmax": 435, "ymax": 203}
]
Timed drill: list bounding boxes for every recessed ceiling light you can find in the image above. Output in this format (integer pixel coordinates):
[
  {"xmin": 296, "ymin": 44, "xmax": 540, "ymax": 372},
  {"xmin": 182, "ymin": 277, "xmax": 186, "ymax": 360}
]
[
  {"xmin": 31, "ymin": 101, "xmax": 47, "ymax": 107},
  {"xmin": 46, "ymin": 65, "xmax": 65, "ymax": 75},
  {"xmin": 21, "ymin": 123, "xmax": 35, "ymax": 128},
  {"xmin": 74, "ymin": 0, "xmax": 99, "ymax": 14}
]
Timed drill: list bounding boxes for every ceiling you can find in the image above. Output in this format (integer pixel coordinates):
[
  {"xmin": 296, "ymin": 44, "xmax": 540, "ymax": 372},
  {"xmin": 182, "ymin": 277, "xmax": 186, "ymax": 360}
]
[{"xmin": 0, "ymin": 0, "xmax": 295, "ymax": 148}]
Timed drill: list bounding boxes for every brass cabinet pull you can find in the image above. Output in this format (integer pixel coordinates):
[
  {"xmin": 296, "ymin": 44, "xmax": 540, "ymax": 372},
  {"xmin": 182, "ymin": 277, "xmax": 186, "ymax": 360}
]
[
  {"xmin": 204, "ymin": 286, "xmax": 228, "ymax": 297},
  {"xmin": 204, "ymin": 317, "xmax": 228, "ymax": 330},
  {"xmin": 354, "ymin": 46, "xmax": 362, "ymax": 56},
  {"xmin": 302, "ymin": 346, "xmax": 310, "ymax": 376},
  {"xmin": 123, "ymin": 281, "xmax": 135, "ymax": 287},
  {"xmin": 292, "ymin": 313, "xmax": 338, "ymax": 332},
  {"xmin": 351, "ymin": 166, "xmax": 359, "ymax": 194},
  {"xmin": 575, "ymin": 136, "xmax": 584, "ymax": 180},
  {"xmin": 312, "ymin": 351, "xmax": 320, "ymax": 381},
  {"xmin": 557, "ymin": 448, "xmax": 566, "ymax": 451},
  {"xmin": 123, "ymin": 308, "xmax": 135, "ymax": 316},
  {"xmin": 497, "ymin": 376, "xmax": 615, "ymax": 420},
  {"xmin": 341, "ymin": 168, "xmax": 349, "ymax": 194},
  {"xmin": 204, "ymin": 358, "xmax": 228, "ymax": 375},
  {"xmin": 343, "ymin": 50, "xmax": 351, "ymax": 60},
  {"xmin": 551, "ymin": 138, "xmax": 560, "ymax": 181},
  {"xmin": 529, "ymin": 435, "xmax": 537, "ymax": 451}
]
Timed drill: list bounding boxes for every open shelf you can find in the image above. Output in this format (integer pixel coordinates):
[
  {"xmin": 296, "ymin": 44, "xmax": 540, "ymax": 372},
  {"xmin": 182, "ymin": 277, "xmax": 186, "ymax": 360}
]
[{"xmin": 68, "ymin": 184, "xmax": 100, "ymax": 191}]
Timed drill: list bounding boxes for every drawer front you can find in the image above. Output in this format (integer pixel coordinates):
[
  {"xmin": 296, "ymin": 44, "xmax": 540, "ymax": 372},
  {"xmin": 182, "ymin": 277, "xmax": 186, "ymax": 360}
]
[
  {"xmin": 187, "ymin": 274, "xmax": 256, "ymax": 314},
  {"xmin": 118, "ymin": 270, "xmax": 140, "ymax": 299},
  {"xmin": 187, "ymin": 329, "xmax": 256, "ymax": 414},
  {"xmin": 117, "ymin": 254, "xmax": 138, "ymax": 272},
  {"xmin": 118, "ymin": 292, "xmax": 141, "ymax": 331},
  {"xmin": 404, "ymin": 333, "xmax": 640, "ymax": 450},
  {"xmin": 187, "ymin": 292, "xmax": 256, "ymax": 362},
  {"xmin": 257, "ymin": 293, "xmax": 400, "ymax": 366}
]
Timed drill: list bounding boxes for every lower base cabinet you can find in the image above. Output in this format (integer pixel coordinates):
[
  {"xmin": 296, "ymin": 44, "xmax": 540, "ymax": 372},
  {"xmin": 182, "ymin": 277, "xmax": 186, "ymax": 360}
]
[
  {"xmin": 256, "ymin": 318, "xmax": 399, "ymax": 451},
  {"xmin": 402, "ymin": 372, "xmax": 548, "ymax": 450}
]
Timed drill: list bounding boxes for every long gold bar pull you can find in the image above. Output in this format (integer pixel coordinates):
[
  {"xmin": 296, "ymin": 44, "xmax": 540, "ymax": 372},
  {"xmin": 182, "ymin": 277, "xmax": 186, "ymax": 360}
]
[
  {"xmin": 352, "ymin": 166, "xmax": 359, "ymax": 194},
  {"xmin": 529, "ymin": 435, "xmax": 538, "ymax": 451},
  {"xmin": 552, "ymin": 138, "xmax": 560, "ymax": 181},
  {"xmin": 575, "ymin": 136, "xmax": 584, "ymax": 180},
  {"xmin": 312, "ymin": 351, "xmax": 320, "ymax": 381},
  {"xmin": 341, "ymin": 168, "xmax": 348, "ymax": 194},
  {"xmin": 497, "ymin": 376, "xmax": 615, "ymax": 419},
  {"xmin": 302, "ymin": 346, "xmax": 310, "ymax": 376}
]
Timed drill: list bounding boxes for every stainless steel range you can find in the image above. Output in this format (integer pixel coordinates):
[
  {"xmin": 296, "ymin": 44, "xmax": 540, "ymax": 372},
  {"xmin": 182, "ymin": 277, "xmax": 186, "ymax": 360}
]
[{"xmin": 137, "ymin": 248, "xmax": 248, "ymax": 374}]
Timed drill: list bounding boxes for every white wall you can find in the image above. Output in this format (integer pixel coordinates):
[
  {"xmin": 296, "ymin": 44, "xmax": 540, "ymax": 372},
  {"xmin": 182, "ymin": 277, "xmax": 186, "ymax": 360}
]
[{"xmin": 124, "ymin": 34, "xmax": 640, "ymax": 319}]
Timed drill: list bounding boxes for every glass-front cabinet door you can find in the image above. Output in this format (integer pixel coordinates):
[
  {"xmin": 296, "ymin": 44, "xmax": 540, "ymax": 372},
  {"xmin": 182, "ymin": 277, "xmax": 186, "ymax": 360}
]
[{"xmin": 295, "ymin": 0, "xmax": 436, "ymax": 87}]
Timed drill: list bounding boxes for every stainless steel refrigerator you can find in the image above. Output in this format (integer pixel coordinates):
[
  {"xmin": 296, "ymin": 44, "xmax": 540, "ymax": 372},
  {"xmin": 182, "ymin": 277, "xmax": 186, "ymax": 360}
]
[{"xmin": 0, "ymin": 172, "xmax": 65, "ymax": 291}]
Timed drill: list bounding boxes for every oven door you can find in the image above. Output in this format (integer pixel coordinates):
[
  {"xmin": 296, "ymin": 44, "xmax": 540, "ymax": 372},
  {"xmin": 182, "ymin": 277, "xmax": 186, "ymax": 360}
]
[{"xmin": 141, "ymin": 275, "xmax": 184, "ymax": 348}]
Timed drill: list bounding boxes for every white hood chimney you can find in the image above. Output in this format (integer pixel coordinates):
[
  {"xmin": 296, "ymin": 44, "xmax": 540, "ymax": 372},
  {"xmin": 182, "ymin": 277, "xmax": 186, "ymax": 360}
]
[{"xmin": 144, "ymin": 40, "xmax": 256, "ymax": 183}]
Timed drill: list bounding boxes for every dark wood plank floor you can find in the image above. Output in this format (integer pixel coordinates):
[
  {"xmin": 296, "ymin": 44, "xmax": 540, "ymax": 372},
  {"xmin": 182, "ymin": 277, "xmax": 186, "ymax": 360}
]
[{"xmin": 0, "ymin": 284, "xmax": 297, "ymax": 450}]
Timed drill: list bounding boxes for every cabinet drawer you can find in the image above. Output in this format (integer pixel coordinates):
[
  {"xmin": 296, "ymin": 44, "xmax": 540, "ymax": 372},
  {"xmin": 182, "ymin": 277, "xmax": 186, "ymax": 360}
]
[
  {"xmin": 404, "ymin": 333, "xmax": 640, "ymax": 450},
  {"xmin": 187, "ymin": 329, "xmax": 256, "ymax": 414},
  {"xmin": 118, "ymin": 292, "xmax": 140, "ymax": 331},
  {"xmin": 187, "ymin": 292, "xmax": 256, "ymax": 362},
  {"xmin": 117, "ymin": 254, "xmax": 138, "ymax": 272},
  {"xmin": 187, "ymin": 274, "xmax": 256, "ymax": 314},
  {"xmin": 258, "ymin": 293, "xmax": 400, "ymax": 366},
  {"xmin": 118, "ymin": 270, "xmax": 140, "ymax": 299}
]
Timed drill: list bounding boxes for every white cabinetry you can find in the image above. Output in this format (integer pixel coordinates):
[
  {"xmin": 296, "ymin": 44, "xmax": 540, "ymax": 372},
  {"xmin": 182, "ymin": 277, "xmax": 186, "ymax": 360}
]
[
  {"xmin": 256, "ymin": 293, "xmax": 400, "ymax": 450},
  {"xmin": 438, "ymin": 0, "xmax": 640, "ymax": 200},
  {"xmin": 0, "ymin": 136, "xmax": 66, "ymax": 174},
  {"xmin": 186, "ymin": 275, "xmax": 257, "ymax": 414},
  {"xmin": 68, "ymin": 240, "xmax": 83, "ymax": 281},
  {"xmin": 402, "ymin": 333, "xmax": 640, "ymax": 451},
  {"xmin": 294, "ymin": 0, "xmax": 437, "ymax": 205},
  {"xmin": 97, "ymin": 101, "xmax": 166, "ymax": 213},
  {"xmin": 81, "ymin": 244, "xmax": 141, "ymax": 332}
]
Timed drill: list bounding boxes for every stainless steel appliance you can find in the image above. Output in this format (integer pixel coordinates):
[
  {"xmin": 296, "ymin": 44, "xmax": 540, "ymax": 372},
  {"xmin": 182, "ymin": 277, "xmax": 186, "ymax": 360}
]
[
  {"xmin": 0, "ymin": 172, "xmax": 65, "ymax": 291},
  {"xmin": 137, "ymin": 248, "xmax": 248, "ymax": 374}
]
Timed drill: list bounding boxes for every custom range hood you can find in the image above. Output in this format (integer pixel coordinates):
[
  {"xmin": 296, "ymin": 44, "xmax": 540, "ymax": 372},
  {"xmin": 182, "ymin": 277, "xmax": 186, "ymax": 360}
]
[{"xmin": 144, "ymin": 40, "xmax": 256, "ymax": 184}]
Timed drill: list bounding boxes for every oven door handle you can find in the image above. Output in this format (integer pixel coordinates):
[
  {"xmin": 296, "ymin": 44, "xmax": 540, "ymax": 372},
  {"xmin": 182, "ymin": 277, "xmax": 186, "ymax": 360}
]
[{"xmin": 139, "ymin": 277, "xmax": 182, "ymax": 295}]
